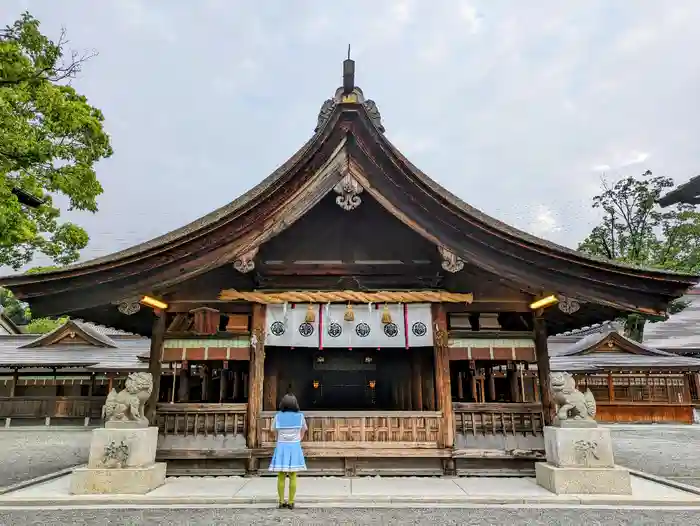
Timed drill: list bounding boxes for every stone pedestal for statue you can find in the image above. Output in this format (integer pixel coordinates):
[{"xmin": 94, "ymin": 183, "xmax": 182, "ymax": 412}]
[
  {"xmin": 535, "ymin": 372, "xmax": 632, "ymax": 495},
  {"xmin": 70, "ymin": 372, "xmax": 166, "ymax": 495},
  {"xmin": 535, "ymin": 422, "xmax": 632, "ymax": 494}
]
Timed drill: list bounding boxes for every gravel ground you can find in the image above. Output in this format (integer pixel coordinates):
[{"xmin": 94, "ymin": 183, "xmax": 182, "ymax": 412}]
[
  {"xmin": 2, "ymin": 507, "xmax": 700, "ymax": 525},
  {"xmin": 0, "ymin": 428, "xmax": 92, "ymax": 489},
  {"xmin": 609, "ymin": 425, "xmax": 700, "ymax": 487}
]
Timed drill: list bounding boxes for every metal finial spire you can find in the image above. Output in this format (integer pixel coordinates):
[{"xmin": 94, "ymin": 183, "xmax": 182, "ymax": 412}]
[{"xmin": 343, "ymin": 45, "xmax": 355, "ymax": 95}]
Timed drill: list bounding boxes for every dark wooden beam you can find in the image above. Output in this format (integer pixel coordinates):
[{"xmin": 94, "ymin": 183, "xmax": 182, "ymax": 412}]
[
  {"xmin": 533, "ymin": 310, "xmax": 554, "ymax": 426},
  {"xmin": 167, "ymin": 302, "xmax": 252, "ymax": 314},
  {"xmin": 444, "ymin": 301, "xmax": 531, "ymax": 313},
  {"xmin": 258, "ymin": 263, "xmax": 439, "ymax": 276},
  {"xmin": 254, "ymin": 274, "xmax": 445, "ymax": 290},
  {"xmin": 146, "ymin": 311, "xmax": 166, "ymax": 423}
]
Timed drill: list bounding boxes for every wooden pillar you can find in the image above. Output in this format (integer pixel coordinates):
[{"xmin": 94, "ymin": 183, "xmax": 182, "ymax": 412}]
[
  {"xmin": 5, "ymin": 369, "xmax": 18, "ymax": 428},
  {"xmin": 247, "ymin": 303, "xmax": 266, "ymax": 471},
  {"xmin": 470, "ymin": 372, "xmax": 478, "ymax": 402},
  {"xmin": 694, "ymin": 373, "xmax": 700, "ymax": 402},
  {"xmin": 533, "ymin": 310, "xmax": 554, "ymax": 426},
  {"xmin": 146, "ymin": 311, "xmax": 167, "ymax": 424},
  {"xmin": 178, "ymin": 363, "xmax": 189, "ymax": 402},
  {"xmin": 487, "ymin": 369, "xmax": 496, "ymax": 401},
  {"xmin": 607, "ymin": 373, "xmax": 615, "ymax": 401},
  {"xmin": 456, "ymin": 372, "xmax": 464, "ymax": 401},
  {"xmin": 422, "ymin": 352, "xmax": 436, "ymax": 410},
  {"xmin": 264, "ymin": 353, "xmax": 278, "ymax": 411},
  {"xmin": 432, "ymin": 304, "xmax": 453, "ymax": 449},
  {"xmin": 219, "ymin": 362, "xmax": 228, "ymax": 403},
  {"xmin": 84, "ymin": 373, "xmax": 95, "ymax": 427},
  {"xmin": 508, "ymin": 363, "xmax": 520, "ymax": 402}
]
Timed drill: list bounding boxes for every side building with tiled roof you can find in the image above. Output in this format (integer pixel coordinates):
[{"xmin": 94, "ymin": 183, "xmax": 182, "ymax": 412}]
[{"xmin": 0, "ymin": 319, "xmax": 149, "ymax": 427}]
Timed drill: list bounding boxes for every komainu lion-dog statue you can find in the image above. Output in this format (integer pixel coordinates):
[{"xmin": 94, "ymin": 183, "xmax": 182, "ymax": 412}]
[
  {"xmin": 102, "ymin": 372, "xmax": 153, "ymax": 425},
  {"xmin": 550, "ymin": 372, "xmax": 597, "ymax": 422}
]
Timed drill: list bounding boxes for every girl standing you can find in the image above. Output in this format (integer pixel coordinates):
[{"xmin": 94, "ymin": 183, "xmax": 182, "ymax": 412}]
[{"xmin": 269, "ymin": 393, "xmax": 307, "ymax": 509}]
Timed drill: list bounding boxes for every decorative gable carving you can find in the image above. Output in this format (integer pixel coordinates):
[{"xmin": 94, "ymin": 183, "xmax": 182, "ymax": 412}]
[
  {"xmin": 573, "ymin": 332, "xmax": 662, "ymax": 357},
  {"xmin": 334, "ymin": 174, "xmax": 363, "ymax": 211},
  {"xmin": 20, "ymin": 320, "xmax": 118, "ymax": 349}
]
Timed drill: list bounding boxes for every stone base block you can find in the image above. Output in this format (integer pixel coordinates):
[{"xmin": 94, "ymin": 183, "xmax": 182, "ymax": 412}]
[
  {"xmin": 543, "ymin": 425, "xmax": 615, "ymax": 468},
  {"xmin": 70, "ymin": 462, "xmax": 166, "ymax": 495},
  {"xmin": 535, "ymin": 462, "xmax": 632, "ymax": 495},
  {"xmin": 88, "ymin": 426, "xmax": 159, "ymax": 468}
]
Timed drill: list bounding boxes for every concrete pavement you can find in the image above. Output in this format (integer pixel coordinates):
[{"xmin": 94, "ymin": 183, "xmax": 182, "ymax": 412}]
[{"xmin": 1, "ymin": 473, "xmax": 699, "ymax": 508}]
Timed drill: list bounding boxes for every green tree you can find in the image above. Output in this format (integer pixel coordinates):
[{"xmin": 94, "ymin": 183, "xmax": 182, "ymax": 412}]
[
  {"xmin": 0, "ymin": 12, "xmax": 112, "ymax": 269},
  {"xmin": 25, "ymin": 315, "xmax": 67, "ymax": 334},
  {"xmin": 0, "ymin": 286, "xmax": 29, "ymax": 325},
  {"xmin": 578, "ymin": 170, "xmax": 700, "ymax": 341},
  {"xmin": 0, "ymin": 266, "xmax": 66, "ymax": 328}
]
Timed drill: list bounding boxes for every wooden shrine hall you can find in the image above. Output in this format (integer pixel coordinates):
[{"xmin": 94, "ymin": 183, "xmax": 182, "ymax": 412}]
[{"xmin": 1, "ymin": 58, "xmax": 698, "ymax": 477}]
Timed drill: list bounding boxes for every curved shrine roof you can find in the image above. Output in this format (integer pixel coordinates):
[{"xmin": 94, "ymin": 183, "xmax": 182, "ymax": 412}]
[{"xmin": 0, "ymin": 65, "xmax": 697, "ymax": 333}]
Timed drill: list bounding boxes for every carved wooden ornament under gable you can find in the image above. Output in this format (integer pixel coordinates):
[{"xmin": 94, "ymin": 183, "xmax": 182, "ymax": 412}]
[
  {"xmin": 233, "ymin": 247, "xmax": 259, "ymax": 274},
  {"xmin": 113, "ymin": 297, "xmax": 141, "ymax": 316},
  {"xmin": 334, "ymin": 173, "xmax": 363, "ymax": 211},
  {"xmin": 438, "ymin": 246, "xmax": 464, "ymax": 273},
  {"xmin": 557, "ymin": 295, "xmax": 582, "ymax": 314}
]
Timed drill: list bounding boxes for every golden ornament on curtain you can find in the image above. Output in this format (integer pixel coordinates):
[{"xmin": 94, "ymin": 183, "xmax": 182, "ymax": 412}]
[
  {"xmin": 344, "ymin": 304, "xmax": 355, "ymax": 321},
  {"xmin": 381, "ymin": 304, "xmax": 392, "ymax": 324},
  {"xmin": 305, "ymin": 304, "xmax": 316, "ymax": 323}
]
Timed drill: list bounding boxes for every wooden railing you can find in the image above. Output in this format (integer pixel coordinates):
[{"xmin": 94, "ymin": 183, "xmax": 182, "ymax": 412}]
[
  {"xmin": 259, "ymin": 410, "xmax": 442, "ymax": 448},
  {"xmin": 453, "ymin": 403, "xmax": 544, "ymax": 437},
  {"xmin": 0, "ymin": 396, "xmax": 104, "ymax": 420},
  {"xmin": 156, "ymin": 403, "xmax": 247, "ymax": 438}
]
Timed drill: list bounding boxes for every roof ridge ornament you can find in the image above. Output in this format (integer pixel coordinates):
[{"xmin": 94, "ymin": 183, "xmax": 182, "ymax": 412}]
[{"xmin": 314, "ymin": 48, "xmax": 385, "ymax": 133}]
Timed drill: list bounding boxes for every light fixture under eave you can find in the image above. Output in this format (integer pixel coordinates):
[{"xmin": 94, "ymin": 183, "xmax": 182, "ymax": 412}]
[
  {"xmin": 140, "ymin": 295, "xmax": 168, "ymax": 311},
  {"xmin": 529, "ymin": 295, "xmax": 558, "ymax": 310}
]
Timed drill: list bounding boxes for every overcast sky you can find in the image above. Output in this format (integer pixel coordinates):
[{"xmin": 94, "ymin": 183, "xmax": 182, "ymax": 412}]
[{"xmin": 4, "ymin": 1, "xmax": 700, "ymax": 265}]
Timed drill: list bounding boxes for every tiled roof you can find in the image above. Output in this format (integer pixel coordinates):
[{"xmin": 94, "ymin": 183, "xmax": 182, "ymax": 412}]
[
  {"xmin": 547, "ymin": 322, "xmax": 700, "ymax": 372},
  {"xmin": 72, "ymin": 319, "xmax": 135, "ymax": 336},
  {"xmin": 643, "ymin": 294, "xmax": 700, "ymax": 350},
  {"xmin": 550, "ymin": 353, "xmax": 700, "ymax": 372},
  {"xmin": 0, "ymin": 332, "xmax": 149, "ymax": 370}
]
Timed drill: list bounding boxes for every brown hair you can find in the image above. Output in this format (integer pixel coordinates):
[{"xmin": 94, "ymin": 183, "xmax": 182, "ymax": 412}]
[{"xmin": 279, "ymin": 393, "xmax": 300, "ymax": 412}]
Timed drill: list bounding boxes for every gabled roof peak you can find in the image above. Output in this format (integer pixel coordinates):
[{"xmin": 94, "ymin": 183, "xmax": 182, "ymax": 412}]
[{"xmin": 20, "ymin": 319, "xmax": 118, "ymax": 349}]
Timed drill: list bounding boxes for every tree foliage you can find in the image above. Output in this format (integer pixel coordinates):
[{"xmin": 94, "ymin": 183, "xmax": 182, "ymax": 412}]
[
  {"xmin": 25, "ymin": 315, "xmax": 67, "ymax": 334},
  {"xmin": 0, "ymin": 286, "xmax": 29, "ymax": 325},
  {"xmin": 578, "ymin": 170, "xmax": 700, "ymax": 341},
  {"xmin": 0, "ymin": 12, "xmax": 112, "ymax": 269}
]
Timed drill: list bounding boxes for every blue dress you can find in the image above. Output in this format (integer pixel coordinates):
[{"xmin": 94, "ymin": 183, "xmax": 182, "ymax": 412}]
[{"xmin": 268, "ymin": 411, "xmax": 307, "ymax": 472}]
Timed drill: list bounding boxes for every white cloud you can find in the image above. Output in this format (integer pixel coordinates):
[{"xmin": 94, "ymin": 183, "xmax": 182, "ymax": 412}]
[
  {"xmin": 620, "ymin": 151, "xmax": 650, "ymax": 167},
  {"xmin": 529, "ymin": 205, "xmax": 561, "ymax": 237},
  {"xmin": 458, "ymin": 3, "xmax": 484, "ymax": 33}
]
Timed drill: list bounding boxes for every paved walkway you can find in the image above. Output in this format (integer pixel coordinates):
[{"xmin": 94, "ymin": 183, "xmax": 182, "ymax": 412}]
[{"xmin": 2, "ymin": 474, "xmax": 699, "ymax": 508}]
